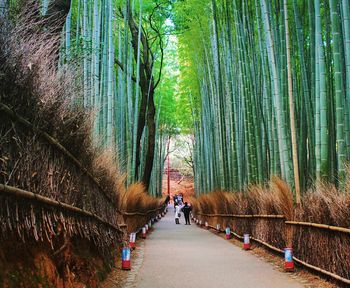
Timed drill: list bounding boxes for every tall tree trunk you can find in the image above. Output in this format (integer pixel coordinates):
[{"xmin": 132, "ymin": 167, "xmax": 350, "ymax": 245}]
[{"xmin": 126, "ymin": 0, "xmax": 158, "ymax": 190}]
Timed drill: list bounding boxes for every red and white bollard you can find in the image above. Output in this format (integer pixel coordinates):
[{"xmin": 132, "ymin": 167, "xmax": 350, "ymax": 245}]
[
  {"xmin": 142, "ymin": 227, "xmax": 147, "ymax": 239},
  {"xmin": 205, "ymin": 221, "xmax": 209, "ymax": 229},
  {"xmin": 199, "ymin": 220, "xmax": 202, "ymax": 226},
  {"xmin": 129, "ymin": 233, "xmax": 136, "ymax": 250},
  {"xmin": 145, "ymin": 224, "xmax": 149, "ymax": 233},
  {"xmin": 216, "ymin": 224, "xmax": 221, "ymax": 231},
  {"xmin": 284, "ymin": 248, "xmax": 294, "ymax": 271},
  {"xmin": 122, "ymin": 246, "xmax": 131, "ymax": 270},
  {"xmin": 243, "ymin": 234, "xmax": 250, "ymax": 250},
  {"xmin": 148, "ymin": 221, "xmax": 152, "ymax": 228},
  {"xmin": 225, "ymin": 227, "xmax": 231, "ymax": 239}
]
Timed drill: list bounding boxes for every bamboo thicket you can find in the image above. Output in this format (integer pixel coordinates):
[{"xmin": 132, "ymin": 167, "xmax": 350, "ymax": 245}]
[
  {"xmin": 59, "ymin": 0, "xmax": 176, "ymax": 195},
  {"xmin": 175, "ymin": 0, "xmax": 350, "ymax": 195}
]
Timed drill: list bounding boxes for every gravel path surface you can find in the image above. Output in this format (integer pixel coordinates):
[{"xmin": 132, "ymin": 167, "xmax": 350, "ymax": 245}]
[{"xmin": 135, "ymin": 206, "xmax": 304, "ymax": 288}]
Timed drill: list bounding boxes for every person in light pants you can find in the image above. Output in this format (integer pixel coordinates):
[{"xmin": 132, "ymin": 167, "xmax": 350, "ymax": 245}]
[{"xmin": 174, "ymin": 204, "xmax": 181, "ymax": 224}]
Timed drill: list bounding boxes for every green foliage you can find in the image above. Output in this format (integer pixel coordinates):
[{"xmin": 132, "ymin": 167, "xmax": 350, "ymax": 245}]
[
  {"xmin": 173, "ymin": 0, "xmax": 350, "ymax": 194},
  {"xmin": 156, "ymin": 34, "xmax": 193, "ymax": 134}
]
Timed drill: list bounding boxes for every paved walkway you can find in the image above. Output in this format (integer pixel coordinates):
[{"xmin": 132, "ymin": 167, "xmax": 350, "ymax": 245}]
[{"xmin": 135, "ymin": 206, "xmax": 304, "ymax": 288}]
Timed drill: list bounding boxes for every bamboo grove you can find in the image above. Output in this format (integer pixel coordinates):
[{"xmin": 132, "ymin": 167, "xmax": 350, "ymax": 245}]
[
  {"xmin": 55, "ymin": 0, "xmax": 184, "ymax": 195},
  {"xmin": 174, "ymin": 0, "xmax": 350, "ymax": 197}
]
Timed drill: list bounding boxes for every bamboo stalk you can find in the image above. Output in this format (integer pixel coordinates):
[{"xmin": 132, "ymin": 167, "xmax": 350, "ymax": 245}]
[
  {"xmin": 284, "ymin": 0, "xmax": 301, "ymax": 203},
  {"xmin": 0, "ymin": 184, "xmax": 124, "ymax": 232},
  {"xmin": 285, "ymin": 221, "xmax": 350, "ymax": 234}
]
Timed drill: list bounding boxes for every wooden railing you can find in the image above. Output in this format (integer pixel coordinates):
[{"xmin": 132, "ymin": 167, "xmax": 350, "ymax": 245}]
[
  {"xmin": 0, "ymin": 184, "xmax": 125, "ymax": 231},
  {"xmin": 0, "ymin": 102, "xmax": 118, "ymax": 209},
  {"xmin": 195, "ymin": 211, "xmax": 350, "ymax": 285}
]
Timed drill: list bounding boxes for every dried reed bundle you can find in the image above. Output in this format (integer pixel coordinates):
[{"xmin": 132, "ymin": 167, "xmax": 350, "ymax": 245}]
[
  {"xmin": 270, "ymin": 177, "xmax": 294, "ymax": 221},
  {"xmin": 198, "ymin": 194, "xmax": 212, "ymax": 214},
  {"xmin": 189, "ymin": 196, "xmax": 199, "ymax": 213},
  {"xmin": 210, "ymin": 190, "xmax": 230, "ymax": 214},
  {"xmin": 292, "ymin": 183, "xmax": 350, "ymax": 280},
  {"xmin": 0, "ymin": 1, "xmax": 125, "ymax": 270},
  {"xmin": 270, "ymin": 177, "xmax": 294, "ymax": 247},
  {"xmin": 120, "ymin": 183, "xmax": 164, "ymax": 233}
]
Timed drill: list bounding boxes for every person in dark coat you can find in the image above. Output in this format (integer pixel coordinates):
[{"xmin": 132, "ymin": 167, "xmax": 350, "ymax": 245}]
[
  {"xmin": 181, "ymin": 202, "xmax": 192, "ymax": 225},
  {"xmin": 165, "ymin": 195, "xmax": 170, "ymax": 205}
]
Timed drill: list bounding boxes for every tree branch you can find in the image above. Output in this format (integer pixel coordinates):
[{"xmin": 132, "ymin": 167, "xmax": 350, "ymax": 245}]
[{"xmin": 115, "ymin": 59, "xmax": 137, "ymax": 83}]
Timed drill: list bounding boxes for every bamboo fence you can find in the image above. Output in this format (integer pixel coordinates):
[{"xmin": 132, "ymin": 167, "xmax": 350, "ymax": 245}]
[
  {"xmin": 195, "ymin": 212, "xmax": 350, "ymax": 285},
  {"xmin": 0, "ymin": 184, "xmax": 124, "ymax": 231},
  {"xmin": 0, "ymin": 102, "xmax": 117, "ymax": 208},
  {"xmin": 285, "ymin": 220, "xmax": 350, "ymax": 234},
  {"xmin": 197, "ymin": 212, "xmax": 285, "ymax": 219}
]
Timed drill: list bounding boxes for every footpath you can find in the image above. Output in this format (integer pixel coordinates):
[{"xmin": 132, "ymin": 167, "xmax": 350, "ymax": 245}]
[{"xmin": 134, "ymin": 206, "xmax": 304, "ymax": 288}]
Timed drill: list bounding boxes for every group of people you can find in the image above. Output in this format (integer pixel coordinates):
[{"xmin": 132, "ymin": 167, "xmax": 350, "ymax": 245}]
[
  {"xmin": 173, "ymin": 193, "xmax": 192, "ymax": 225},
  {"xmin": 173, "ymin": 194, "xmax": 183, "ymax": 206}
]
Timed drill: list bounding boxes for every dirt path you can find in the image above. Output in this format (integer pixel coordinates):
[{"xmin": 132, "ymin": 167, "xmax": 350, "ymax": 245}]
[{"xmin": 134, "ymin": 206, "xmax": 305, "ymax": 288}]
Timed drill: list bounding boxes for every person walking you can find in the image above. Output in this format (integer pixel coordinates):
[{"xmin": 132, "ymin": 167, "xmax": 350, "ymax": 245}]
[
  {"xmin": 164, "ymin": 195, "xmax": 170, "ymax": 206},
  {"xmin": 181, "ymin": 202, "xmax": 192, "ymax": 225},
  {"xmin": 174, "ymin": 204, "xmax": 181, "ymax": 224}
]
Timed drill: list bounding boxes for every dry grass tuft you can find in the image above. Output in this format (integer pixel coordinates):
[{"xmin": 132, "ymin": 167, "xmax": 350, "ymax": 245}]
[
  {"xmin": 120, "ymin": 183, "xmax": 164, "ymax": 233},
  {"xmin": 93, "ymin": 148, "xmax": 126, "ymax": 203},
  {"xmin": 270, "ymin": 177, "xmax": 294, "ymax": 247},
  {"xmin": 270, "ymin": 176, "xmax": 294, "ymax": 221}
]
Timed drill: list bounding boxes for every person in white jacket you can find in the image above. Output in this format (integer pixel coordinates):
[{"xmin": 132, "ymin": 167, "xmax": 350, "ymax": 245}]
[{"xmin": 175, "ymin": 204, "xmax": 181, "ymax": 224}]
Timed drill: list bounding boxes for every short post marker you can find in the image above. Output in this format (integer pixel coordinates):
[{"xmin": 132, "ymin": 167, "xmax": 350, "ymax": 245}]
[
  {"xmin": 129, "ymin": 233, "xmax": 136, "ymax": 250},
  {"xmin": 216, "ymin": 224, "xmax": 221, "ymax": 231},
  {"xmin": 205, "ymin": 221, "xmax": 209, "ymax": 229},
  {"xmin": 142, "ymin": 227, "xmax": 147, "ymax": 239},
  {"xmin": 243, "ymin": 234, "xmax": 250, "ymax": 250},
  {"xmin": 122, "ymin": 246, "xmax": 131, "ymax": 270},
  {"xmin": 225, "ymin": 227, "xmax": 231, "ymax": 239},
  {"xmin": 284, "ymin": 248, "xmax": 294, "ymax": 271}
]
